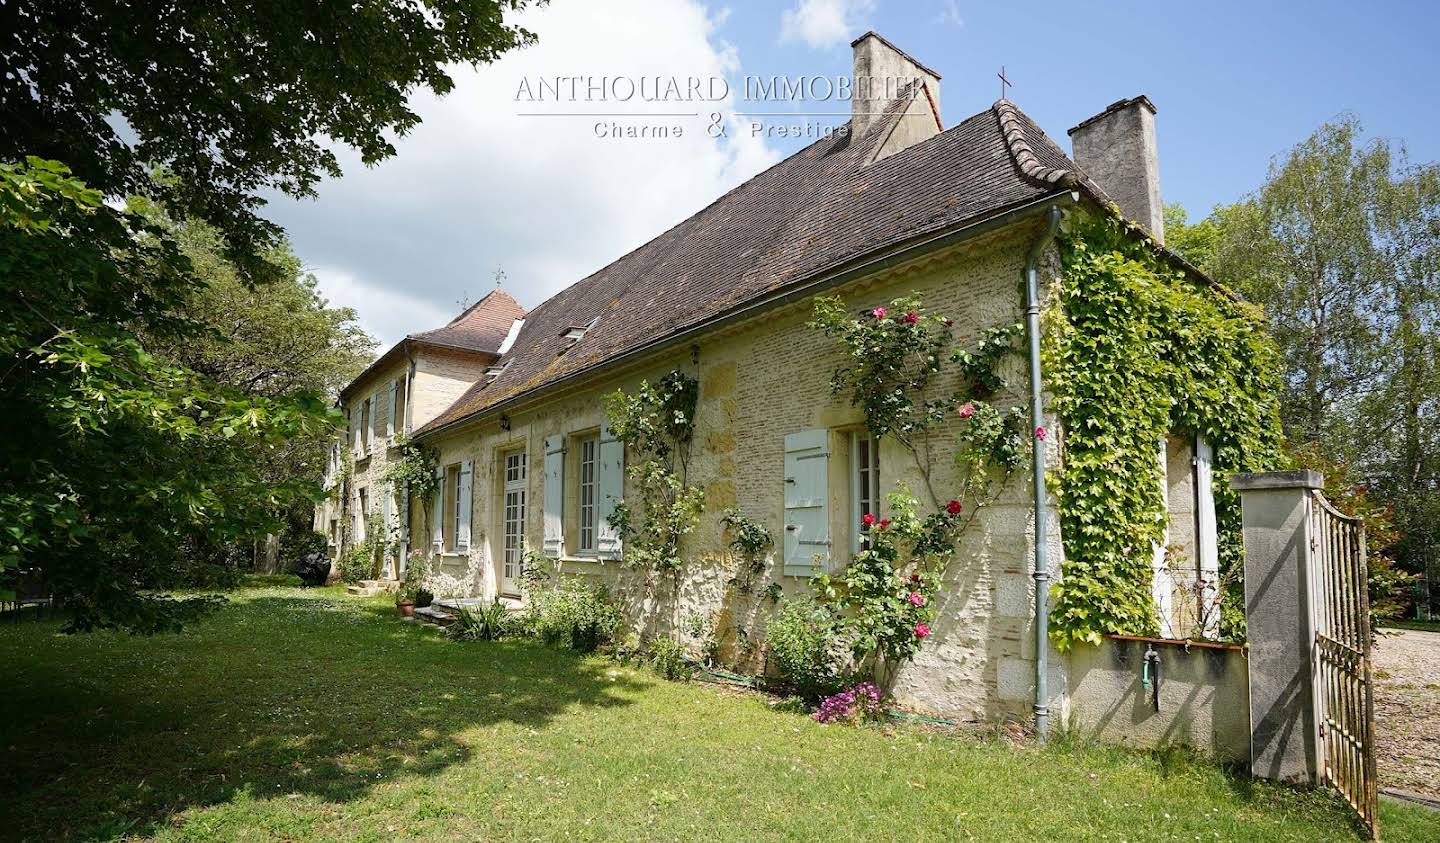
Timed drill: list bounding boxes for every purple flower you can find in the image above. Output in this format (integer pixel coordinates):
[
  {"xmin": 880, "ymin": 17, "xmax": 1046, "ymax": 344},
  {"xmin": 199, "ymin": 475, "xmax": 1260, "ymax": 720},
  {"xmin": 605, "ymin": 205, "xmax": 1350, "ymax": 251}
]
[
  {"xmin": 871, "ymin": 307, "xmax": 887, "ymax": 319},
  {"xmin": 908, "ymin": 591, "xmax": 925, "ymax": 607},
  {"xmin": 1035, "ymin": 425, "xmax": 1048, "ymax": 441}
]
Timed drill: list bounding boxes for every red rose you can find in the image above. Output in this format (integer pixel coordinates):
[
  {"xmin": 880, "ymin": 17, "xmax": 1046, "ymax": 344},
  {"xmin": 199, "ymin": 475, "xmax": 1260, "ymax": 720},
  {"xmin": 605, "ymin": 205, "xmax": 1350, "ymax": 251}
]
[
  {"xmin": 946, "ymin": 499, "xmax": 963, "ymax": 515},
  {"xmin": 903, "ymin": 312, "xmax": 919, "ymax": 324},
  {"xmin": 878, "ymin": 518, "xmax": 890, "ymax": 530},
  {"xmin": 862, "ymin": 513, "xmax": 876, "ymax": 527}
]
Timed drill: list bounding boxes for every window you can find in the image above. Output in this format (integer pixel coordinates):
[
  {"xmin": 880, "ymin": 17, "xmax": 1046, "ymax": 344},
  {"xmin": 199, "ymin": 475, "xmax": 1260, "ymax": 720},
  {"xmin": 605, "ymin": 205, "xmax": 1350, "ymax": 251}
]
[
  {"xmin": 577, "ymin": 435, "xmax": 599, "ymax": 554},
  {"xmin": 851, "ymin": 431, "xmax": 880, "ymax": 553},
  {"xmin": 360, "ymin": 398, "xmax": 372, "ymax": 454},
  {"xmin": 443, "ymin": 463, "xmax": 461, "ymax": 551},
  {"xmin": 391, "ymin": 377, "xmax": 406, "ymax": 439},
  {"xmin": 500, "ymin": 450, "xmax": 527, "ymax": 594}
]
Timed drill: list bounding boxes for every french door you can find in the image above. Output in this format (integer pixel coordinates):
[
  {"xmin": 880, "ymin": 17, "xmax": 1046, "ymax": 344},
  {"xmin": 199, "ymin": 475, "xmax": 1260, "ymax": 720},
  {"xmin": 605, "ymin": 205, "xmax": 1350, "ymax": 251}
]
[{"xmin": 500, "ymin": 450, "xmax": 527, "ymax": 596}]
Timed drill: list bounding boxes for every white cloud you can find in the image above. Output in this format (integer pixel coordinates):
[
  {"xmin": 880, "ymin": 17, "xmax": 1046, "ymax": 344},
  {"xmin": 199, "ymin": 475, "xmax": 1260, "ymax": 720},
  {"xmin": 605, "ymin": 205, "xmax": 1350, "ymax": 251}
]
[
  {"xmin": 264, "ymin": 0, "xmax": 780, "ymax": 352},
  {"xmin": 934, "ymin": 0, "xmax": 964, "ymax": 27},
  {"xmin": 779, "ymin": 0, "xmax": 875, "ymax": 49}
]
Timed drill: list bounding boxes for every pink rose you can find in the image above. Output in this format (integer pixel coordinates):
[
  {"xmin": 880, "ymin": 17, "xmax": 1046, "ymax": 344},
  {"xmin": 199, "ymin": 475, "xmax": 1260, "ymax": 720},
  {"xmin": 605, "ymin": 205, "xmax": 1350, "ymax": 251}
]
[
  {"xmin": 957, "ymin": 402, "xmax": 976, "ymax": 419},
  {"xmin": 871, "ymin": 307, "xmax": 887, "ymax": 319},
  {"xmin": 914, "ymin": 622, "xmax": 931, "ymax": 639},
  {"xmin": 1035, "ymin": 426, "xmax": 1048, "ymax": 441},
  {"xmin": 908, "ymin": 591, "xmax": 925, "ymax": 607}
]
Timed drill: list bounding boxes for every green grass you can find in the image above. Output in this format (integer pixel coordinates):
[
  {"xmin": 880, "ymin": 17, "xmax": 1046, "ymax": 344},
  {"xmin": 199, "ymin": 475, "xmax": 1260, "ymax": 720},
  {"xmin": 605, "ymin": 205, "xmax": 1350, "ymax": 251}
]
[{"xmin": 1, "ymin": 586, "xmax": 1436, "ymax": 842}]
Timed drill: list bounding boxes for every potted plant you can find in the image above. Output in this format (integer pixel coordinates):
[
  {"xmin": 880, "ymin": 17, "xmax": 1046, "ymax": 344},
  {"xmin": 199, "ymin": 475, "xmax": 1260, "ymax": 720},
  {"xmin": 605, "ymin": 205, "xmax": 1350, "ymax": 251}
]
[
  {"xmin": 396, "ymin": 550, "xmax": 431, "ymax": 617},
  {"xmin": 396, "ymin": 586, "xmax": 417, "ymax": 617}
]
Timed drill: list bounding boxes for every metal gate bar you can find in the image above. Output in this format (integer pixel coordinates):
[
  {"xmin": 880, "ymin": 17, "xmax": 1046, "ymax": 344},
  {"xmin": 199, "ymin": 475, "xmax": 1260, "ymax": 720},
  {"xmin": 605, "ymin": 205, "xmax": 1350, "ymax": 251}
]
[{"xmin": 1311, "ymin": 491, "xmax": 1379, "ymax": 839}]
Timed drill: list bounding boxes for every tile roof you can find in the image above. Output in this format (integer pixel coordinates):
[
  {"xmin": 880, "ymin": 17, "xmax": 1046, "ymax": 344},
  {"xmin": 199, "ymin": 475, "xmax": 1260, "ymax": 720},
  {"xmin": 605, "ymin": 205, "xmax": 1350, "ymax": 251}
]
[
  {"xmin": 409, "ymin": 288, "xmax": 526, "ymax": 353},
  {"xmin": 417, "ymin": 97, "xmax": 1090, "ymax": 436}
]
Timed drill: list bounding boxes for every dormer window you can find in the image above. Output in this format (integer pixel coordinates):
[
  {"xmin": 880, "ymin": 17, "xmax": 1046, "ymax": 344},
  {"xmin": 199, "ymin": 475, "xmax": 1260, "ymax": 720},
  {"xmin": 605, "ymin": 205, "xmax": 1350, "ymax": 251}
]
[
  {"xmin": 484, "ymin": 362, "xmax": 509, "ymax": 383},
  {"xmin": 558, "ymin": 317, "xmax": 599, "ymax": 354}
]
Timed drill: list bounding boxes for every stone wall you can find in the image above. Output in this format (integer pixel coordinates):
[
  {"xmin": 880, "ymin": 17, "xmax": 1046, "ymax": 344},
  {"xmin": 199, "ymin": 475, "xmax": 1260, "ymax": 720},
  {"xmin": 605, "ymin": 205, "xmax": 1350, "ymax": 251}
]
[
  {"xmin": 1066, "ymin": 635, "xmax": 1250, "ymax": 762},
  {"xmin": 413, "ymin": 222, "xmax": 1068, "ymax": 722},
  {"xmin": 412, "ymin": 347, "xmax": 490, "ymax": 431}
]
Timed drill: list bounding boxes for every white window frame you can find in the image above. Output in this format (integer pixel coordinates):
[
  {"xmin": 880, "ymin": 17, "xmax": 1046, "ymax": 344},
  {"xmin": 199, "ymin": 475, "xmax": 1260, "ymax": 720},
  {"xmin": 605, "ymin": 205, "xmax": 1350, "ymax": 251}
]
[
  {"xmin": 501, "ymin": 450, "xmax": 528, "ymax": 593},
  {"xmin": 850, "ymin": 431, "xmax": 880, "ymax": 555},
  {"xmin": 577, "ymin": 435, "xmax": 600, "ymax": 554},
  {"xmin": 443, "ymin": 463, "xmax": 461, "ymax": 552}
]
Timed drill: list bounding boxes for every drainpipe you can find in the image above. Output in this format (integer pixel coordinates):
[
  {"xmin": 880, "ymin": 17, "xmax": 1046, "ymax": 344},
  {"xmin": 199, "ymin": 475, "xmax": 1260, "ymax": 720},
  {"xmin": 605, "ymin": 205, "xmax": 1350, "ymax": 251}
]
[{"xmin": 1024, "ymin": 204, "xmax": 1064, "ymax": 741}]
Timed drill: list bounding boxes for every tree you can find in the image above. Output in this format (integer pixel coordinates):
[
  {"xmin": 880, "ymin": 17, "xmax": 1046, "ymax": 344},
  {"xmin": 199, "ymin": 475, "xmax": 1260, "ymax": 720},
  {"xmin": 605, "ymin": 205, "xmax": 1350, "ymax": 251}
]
[
  {"xmin": 1169, "ymin": 117, "xmax": 1440, "ymax": 612},
  {"xmin": 1, "ymin": 0, "xmax": 537, "ymax": 279},
  {"xmin": 0, "ymin": 159, "xmax": 337, "ymax": 631},
  {"xmin": 1, "ymin": 1, "xmax": 536, "ymax": 629}
]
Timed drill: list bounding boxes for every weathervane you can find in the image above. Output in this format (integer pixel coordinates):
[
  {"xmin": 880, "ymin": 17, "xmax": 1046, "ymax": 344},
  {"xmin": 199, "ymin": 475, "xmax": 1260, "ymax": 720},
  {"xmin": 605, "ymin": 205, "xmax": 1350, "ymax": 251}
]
[
  {"xmin": 494, "ymin": 266, "xmax": 507, "ymax": 289},
  {"xmin": 998, "ymin": 66, "xmax": 1011, "ymax": 100}
]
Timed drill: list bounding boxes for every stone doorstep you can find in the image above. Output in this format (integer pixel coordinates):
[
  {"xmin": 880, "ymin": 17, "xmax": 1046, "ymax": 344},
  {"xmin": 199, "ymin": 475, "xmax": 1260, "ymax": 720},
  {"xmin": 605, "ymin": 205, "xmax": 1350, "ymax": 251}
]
[{"xmin": 345, "ymin": 579, "xmax": 400, "ymax": 598}]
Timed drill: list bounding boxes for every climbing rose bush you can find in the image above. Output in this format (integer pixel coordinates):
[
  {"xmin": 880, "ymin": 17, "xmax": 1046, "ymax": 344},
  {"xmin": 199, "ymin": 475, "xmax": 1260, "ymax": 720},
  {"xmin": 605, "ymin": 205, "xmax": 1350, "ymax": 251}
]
[{"xmin": 813, "ymin": 682, "xmax": 882, "ymax": 725}]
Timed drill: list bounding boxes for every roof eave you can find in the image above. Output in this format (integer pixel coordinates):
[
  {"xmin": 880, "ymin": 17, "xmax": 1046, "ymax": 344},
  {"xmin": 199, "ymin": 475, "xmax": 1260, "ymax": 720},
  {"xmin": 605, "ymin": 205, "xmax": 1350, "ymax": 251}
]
[{"xmin": 415, "ymin": 189, "xmax": 1082, "ymax": 441}]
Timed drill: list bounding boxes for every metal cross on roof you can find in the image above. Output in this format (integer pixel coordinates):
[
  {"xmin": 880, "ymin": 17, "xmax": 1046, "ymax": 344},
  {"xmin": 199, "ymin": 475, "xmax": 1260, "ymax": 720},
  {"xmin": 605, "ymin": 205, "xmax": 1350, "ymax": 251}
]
[{"xmin": 998, "ymin": 66, "xmax": 1012, "ymax": 100}]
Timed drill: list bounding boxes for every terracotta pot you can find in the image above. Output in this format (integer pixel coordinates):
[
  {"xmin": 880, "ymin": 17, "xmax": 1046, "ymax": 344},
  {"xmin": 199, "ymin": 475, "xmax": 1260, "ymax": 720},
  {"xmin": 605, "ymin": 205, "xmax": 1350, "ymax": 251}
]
[{"xmin": 397, "ymin": 601, "xmax": 415, "ymax": 618}]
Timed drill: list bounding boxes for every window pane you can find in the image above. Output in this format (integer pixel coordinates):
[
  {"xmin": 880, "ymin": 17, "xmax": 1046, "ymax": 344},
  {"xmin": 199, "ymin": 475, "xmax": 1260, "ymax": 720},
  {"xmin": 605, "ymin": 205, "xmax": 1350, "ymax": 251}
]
[{"xmin": 579, "ymin": 437, "xmax": 598, "ymax": 552}]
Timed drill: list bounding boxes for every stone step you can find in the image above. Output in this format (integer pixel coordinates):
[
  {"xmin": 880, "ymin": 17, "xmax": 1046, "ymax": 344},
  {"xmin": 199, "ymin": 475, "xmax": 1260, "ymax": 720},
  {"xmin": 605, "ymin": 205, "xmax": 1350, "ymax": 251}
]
[
  {"xmin": 414, "ymin": 605, "xmax": 457, "ymax": 627},
  {"xmin": 346, "ymin": 579, "xmax": 400, "ymax": 598}
]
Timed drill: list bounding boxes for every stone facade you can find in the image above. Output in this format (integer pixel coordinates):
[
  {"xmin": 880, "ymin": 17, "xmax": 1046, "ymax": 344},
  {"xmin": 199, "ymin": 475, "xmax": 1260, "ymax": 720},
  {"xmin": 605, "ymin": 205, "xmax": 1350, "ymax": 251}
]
[{"xmin": 404, "ymin": 224, "xmax": 1067, "ymax": 722}]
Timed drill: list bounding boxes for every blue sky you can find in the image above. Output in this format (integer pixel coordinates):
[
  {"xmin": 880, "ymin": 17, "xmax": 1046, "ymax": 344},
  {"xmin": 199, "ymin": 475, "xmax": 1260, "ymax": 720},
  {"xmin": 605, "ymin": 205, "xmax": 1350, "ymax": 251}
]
[
  {"xmin": 716, "ymin": 0, "xmax": 1440, "ymax": 216},
  {"xmin": 267, "ymin": 1, "xmax": 1440, "ymax": 348}
]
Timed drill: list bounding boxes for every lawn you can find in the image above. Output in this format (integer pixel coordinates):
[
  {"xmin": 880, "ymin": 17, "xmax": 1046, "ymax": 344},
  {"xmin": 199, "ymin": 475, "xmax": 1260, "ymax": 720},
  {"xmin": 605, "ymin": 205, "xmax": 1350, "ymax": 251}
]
[{"xmin": 2, "ymin": 584, "xmax": 1436, "ymax": 842}]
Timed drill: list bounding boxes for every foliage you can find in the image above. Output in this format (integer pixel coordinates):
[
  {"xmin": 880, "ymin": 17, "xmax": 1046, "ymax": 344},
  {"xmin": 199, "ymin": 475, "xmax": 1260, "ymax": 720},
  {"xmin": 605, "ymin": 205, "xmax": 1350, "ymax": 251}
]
[
  {"xmin": 807, "ymin": 293, "xmax": 1027, "ymax": 677},
  {"xmin": 1, "ymin": 0, "xmax": 537, "ymax": 282},
  {"xmin": 339, "ymin": 546, "xmax": 376, "ymax": 586},
  {"xmin": 603, "ymin": 371, "xmax": 706, "ymax": 578},
  {"xmin": 813, "ymin": 682, "xmax": 883, "ymax": 725},
  {"xmin": 0, "ymin": 158, "xmax": 339, "ymax": 631},
  {"xmin": 1045, "ymin": 212, "xmax": 1286, "ymax": 648},
  {"xmin": 282, "ymin": 530, "xmax": 330, "ymax": 569},
  {"xmin": 399, "ymin": 550, "xmax": 432, "ymax": 604},
  {"xmin": 414, "ymin": 589, "xmax": 434, "ymax": 609},
  {"xmin": 448, "ymin": 600, "xmax": 510, "ymax": 642},
  {"xmin": 644, "ymin": 636, "xmax": 696, "ymax": 682},
  {"xmin": 814, "ymin": 489, "xmax": 964, "ymax": 674},
  {"xmin": 721, "ymin": 509, "xmax": 773, "ymax": 594},
  {"xmin": 1169, "ymin": 117, "xmax": 1440, "ymax": 618},
  {"xmin": 380, "ymin": 436, "xmax": 440, "ymax": 503},
  {"xmin": 518, "ymin": 573, "xmax": 624, "ymax": 653},
  {"xmin": 765, "ymin": 596, "xmax": 848, "ymax": 700}
]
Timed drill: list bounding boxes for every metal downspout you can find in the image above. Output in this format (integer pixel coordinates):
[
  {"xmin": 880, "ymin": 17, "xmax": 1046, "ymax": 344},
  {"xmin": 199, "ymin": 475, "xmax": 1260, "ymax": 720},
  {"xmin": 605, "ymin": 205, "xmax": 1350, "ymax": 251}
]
[{"xmin": 1025, "ymin": 204, "xmax": 1064, "ymax": 740}]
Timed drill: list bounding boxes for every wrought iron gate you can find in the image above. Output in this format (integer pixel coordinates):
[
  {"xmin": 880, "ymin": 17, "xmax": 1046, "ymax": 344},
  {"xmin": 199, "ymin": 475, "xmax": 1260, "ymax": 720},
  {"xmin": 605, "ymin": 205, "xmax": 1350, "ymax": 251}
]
[{"xmin": 1310, "ymin": 491, "xmax": 1380, "ymax": 839}]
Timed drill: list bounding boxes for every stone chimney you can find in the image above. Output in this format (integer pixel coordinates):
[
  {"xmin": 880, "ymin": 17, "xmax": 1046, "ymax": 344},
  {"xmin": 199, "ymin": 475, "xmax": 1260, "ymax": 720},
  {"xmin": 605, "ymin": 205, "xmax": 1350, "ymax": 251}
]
[
  {"xmin": 850, "ymin": 31, "xmax": 941, "ymax": 141},
  {"xmin": 1068, "ymin": 96, "xmax": 1164, "ymax": 242}
]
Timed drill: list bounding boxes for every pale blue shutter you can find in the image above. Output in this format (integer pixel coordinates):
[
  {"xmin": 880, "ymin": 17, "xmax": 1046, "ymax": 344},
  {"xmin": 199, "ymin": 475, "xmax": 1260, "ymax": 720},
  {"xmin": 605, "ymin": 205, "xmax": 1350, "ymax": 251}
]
[
  {"xmin": 596, "ymin": 422, "xmax": 624, "ymax": 560},
  {"xmin": 457, "ymin": 460, "xmax": 473, "ymax": 552},
  {"xmin": 430, "ymin": 466, "xmax": 444, "ymax": 554},
  {"xmin": 783, "ymin": 430, "xmax": 830, "ymax": 576},
  {"xmin": 351, "ymin": 407, "xmax": 362, "ymax": 457},
  {"xmin": 380, "ymin": 483, "xmax": 394, "ymax": 577},
  {"xmin": 386, "ymin": 380, "xmax": 398, "ymax": 441},
  {"xmin": 542, "ymin": 435, "xmax": 565, "ymax": 558},
  {"xmin": 1195, "ymin": 436, "xmax": 1220, "ymax": 637}
]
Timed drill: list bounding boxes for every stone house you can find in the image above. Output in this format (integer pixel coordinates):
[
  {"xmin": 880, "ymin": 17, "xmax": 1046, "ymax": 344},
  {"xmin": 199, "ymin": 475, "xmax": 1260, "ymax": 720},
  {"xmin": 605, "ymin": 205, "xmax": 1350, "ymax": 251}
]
[{"xmin": 319, "ymin": 32, "xmax": 1231, "ymax": 722}]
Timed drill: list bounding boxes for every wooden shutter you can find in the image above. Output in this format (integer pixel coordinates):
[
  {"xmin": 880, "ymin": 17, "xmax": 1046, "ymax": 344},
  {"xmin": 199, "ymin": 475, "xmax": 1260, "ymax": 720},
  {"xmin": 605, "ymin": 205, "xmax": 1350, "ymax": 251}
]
[
  {"xmin": 386, "ymin": 380, "xmax": 397, "ymax": 441},
  {"xmin": 457, "ymin": 460, "xmax": 473, "ymax": 552},
  {"xmin": 1152, "ymin": 437, "xmax": 1173, "ymax": 636},
  {"xmin": 368, "ymin": 395, "xmax": 378, "ymax": 452},
  {"xmin": 783, "ymin": 430, "xmax": 830, "ymax": 576},
  {"xmin": 380, "ymin": 484, "xmax": 393, "ymax": 577},
  {"xmin": 1195, "ymin": 435, "xmax": 1220, "ymax": 637},
  {"xmin": 430, "ymin": 466, "xmax": 444, "ymax": 554},
  {"xmin": 542, "ymin": 434, "xmax": 565, "ymax": 558},
  {"xmin": 351, "ymin": 407, "xmax": 361, "ymax": 456},
  {"xmin": 596, "ymin": 422, "xmax": 624, "ymax": 560}
]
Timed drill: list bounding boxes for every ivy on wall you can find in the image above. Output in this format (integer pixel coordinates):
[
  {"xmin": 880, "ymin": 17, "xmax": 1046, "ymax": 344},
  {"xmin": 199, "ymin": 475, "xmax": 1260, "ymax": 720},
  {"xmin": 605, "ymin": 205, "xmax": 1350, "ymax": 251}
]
[{"xmin": 1044, "ymin": 212, "xmax": 1285, "ymax": 649}]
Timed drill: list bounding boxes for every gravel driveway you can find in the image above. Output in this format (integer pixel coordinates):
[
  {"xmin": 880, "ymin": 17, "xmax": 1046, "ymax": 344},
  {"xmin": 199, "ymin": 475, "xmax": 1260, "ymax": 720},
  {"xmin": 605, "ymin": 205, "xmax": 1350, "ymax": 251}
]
[{"xmin": 1372, "ymin": 628, "xmax": 1440, "ymax": 799}]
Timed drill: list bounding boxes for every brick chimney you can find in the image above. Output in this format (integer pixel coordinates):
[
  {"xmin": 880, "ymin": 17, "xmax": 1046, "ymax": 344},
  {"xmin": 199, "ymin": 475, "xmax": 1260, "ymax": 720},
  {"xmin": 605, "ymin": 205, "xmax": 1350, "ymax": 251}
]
[
  {"xmin": 850, "ymin": 32, "xmax": 941, "ymax": 142},
  {"xmin": 1068, "ymin": 96, "xmax": 1164, "ymax": 242}
]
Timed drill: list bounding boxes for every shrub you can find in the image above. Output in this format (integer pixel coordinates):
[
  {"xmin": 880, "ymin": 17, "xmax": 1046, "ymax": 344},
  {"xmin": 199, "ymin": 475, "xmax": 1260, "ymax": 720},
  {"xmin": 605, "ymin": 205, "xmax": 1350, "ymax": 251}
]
[
  {"xmin": 520, "ymin": 576, "xmax": 623, "ymax": 653},
  {"xmin": 281, "ymin": 529, "xmax": 328, "ymax": 570},
  {"xmin": 339, "ymin": 545, "xmax": 374, "ymax": 585},
  {"xmin": 448, "ymin": 600, "xmax": 509, "ymax": 642},
  {"xmin": 645, "ymin": 636, "xmax": 695, "ymax": 681},
  {"xmin": 766, "ymin": 596, "xmax": 847, "ymax": 699},
  {"xmin": 414, "ymin": 589, "xmax": 434, "ymax": 609}
]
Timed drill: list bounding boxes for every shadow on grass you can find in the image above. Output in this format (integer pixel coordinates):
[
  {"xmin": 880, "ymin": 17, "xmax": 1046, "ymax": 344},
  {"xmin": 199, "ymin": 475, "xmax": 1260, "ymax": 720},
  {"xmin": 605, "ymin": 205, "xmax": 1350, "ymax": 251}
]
[{"xmin": 0, "ymin": 590, "xmax": 646, "ymax": 841}]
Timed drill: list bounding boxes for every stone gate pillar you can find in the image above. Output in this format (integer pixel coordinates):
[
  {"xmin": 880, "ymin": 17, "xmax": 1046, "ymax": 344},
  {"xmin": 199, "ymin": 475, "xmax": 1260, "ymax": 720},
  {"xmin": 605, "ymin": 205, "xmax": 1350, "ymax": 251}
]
[{"xmin": 1231, "ymin": 470, "xmax": 1323, "ymax": 785}]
